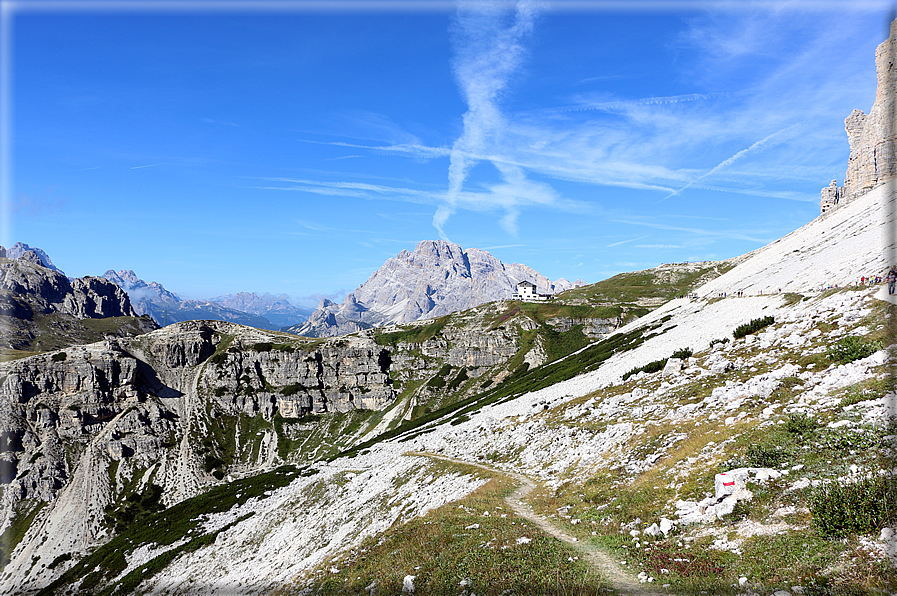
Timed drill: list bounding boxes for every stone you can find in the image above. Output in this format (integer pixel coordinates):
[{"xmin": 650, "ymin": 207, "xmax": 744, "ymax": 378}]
[{"xmin": 662, "ymin": 358, "xmax": 684, "ymax": 377}]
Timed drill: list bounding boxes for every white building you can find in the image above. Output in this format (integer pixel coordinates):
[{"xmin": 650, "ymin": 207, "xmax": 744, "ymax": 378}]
[{"xmin": 511, "ymin": 280, "xmax": 551, "ymax": 301}]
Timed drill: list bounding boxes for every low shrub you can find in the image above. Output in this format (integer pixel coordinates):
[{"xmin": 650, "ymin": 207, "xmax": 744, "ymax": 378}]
[
  {"xmin": 51, "ymin": 352, "xmax": 67, "ymax": 362},
  {"xmin": 744, "ymin": 443, "xmax": 788, "ymax": 468},
  {"xmin": 203, "ymin": 455, "xmax": 225, "ymax": 473},
  {"xmin": 622, "ymin": 358, "xmax": 667, "ymax": 381},
  {"xmin": 103, "ymin": 484, "xmax": 165, "ymax": 534},
  {"xmin": 670, "ymin": 347, "xmax": 693, "ymax": 360},
  {"xmin": 250, "ymin": 342, "xmax": 273, "ymax": 352},
  {"xmin": 826, "ymin": 336, "xmax": 883, "ymax": 365},
  {"xmin": 733, "ymin": 316, "xmax": 775, "ymax": 339},
  {"xmin": 448, "ymin": 368, "xmax": 469, "ymax": 390},
  {"xmin": 281, "ymin": 383, "xmax": 306, "ymax": 396},
  {"xmin": 810, "ymin": 475, "xmax": 897, "ymax": 538},
  {"xmin": 709, "ymin": 338, "xmax": 729, "ymax": 347},
  {"xmin": 47, "ymin": 552, "xmax": 72, "ymax": 570},
  {"xmin": 426, "ymin": 364, "xmax": 453, "ymax": 388},
  {"xmin": 784, "ymin": 413, "xmax": 819, "ymax": 437}
]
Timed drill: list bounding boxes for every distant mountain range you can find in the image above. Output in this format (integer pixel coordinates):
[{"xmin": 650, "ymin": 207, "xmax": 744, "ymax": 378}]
[
  {"xmin": 209, "ymin": 292, "xmax": 313, "ymax": 328},
  {"xmin": 101, "ymin": 270, "xmax": 311, "ymax": 330},
  {"xmin": 290, "ymin": 240, "xmax": 585, "ymax": 337}
]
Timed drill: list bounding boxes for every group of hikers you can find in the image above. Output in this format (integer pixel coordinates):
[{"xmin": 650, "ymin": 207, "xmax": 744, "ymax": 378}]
[
  {"xmin": 859, "ymin": 267, "xmax": 897, "ymax": 295},
  {"xmin": 676, "ymin": 267, "xmax": 897, "ymax": 299}
]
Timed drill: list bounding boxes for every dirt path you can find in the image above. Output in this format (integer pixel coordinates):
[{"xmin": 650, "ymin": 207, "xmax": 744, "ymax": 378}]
[{"xmin": 408, "ymin": 451, "xmax": 670, "ymax": 596}]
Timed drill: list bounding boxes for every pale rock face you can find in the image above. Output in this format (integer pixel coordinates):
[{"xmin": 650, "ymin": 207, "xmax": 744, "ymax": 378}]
[
  {"xmin": 292, "ymin": 240, "xmax": 585, "ymax": 337},
  {"xmin": 842, "ymin": 20, "xmax": 897, "ymax": 200}
]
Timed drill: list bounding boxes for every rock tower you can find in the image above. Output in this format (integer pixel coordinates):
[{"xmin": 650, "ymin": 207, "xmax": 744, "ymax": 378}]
[{"xmin": 821, "ymin": 18, "xmax": 897, "ymax": 214}]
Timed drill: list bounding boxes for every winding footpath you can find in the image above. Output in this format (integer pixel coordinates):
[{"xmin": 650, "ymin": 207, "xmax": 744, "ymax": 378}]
[{"xmin": 408, "ymin": 451, "xmax": 670, "ymax": 596}]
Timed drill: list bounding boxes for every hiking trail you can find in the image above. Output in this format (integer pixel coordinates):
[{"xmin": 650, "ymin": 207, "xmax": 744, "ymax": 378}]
[{"xmin": 408, "ymin": 451, "xmax": 671, "ymax": 596}]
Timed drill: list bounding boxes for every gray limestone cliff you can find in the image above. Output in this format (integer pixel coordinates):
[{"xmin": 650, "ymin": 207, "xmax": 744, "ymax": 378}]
[{"xmin": 821, "ymin": 18, "xmax": 897, "ymax": 213}]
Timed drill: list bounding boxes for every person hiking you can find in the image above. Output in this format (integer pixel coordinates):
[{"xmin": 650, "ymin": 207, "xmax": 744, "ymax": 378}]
[{"xmin": 887, "ymin": 267, "xmax": 897, "ymax": 295}]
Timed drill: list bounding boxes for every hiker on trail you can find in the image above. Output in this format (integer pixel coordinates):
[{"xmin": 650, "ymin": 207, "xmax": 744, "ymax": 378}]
[{"xmin": 887, "ymin": 267, "xmax": 896, "ymax": 295}]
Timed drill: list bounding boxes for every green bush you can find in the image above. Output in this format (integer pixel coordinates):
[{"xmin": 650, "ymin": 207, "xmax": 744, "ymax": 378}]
[
  {"xmin": 811, "ymin": 475, "xmax": 897, "ymax": 538},
  {"xmin": 784, "ymin": 413, "xmax": 819, "ymax": 437},
  {"xmin": 826, "ymin": 336, "xmax": 883, "ymax": 364},
  {"xmin": 709, "ymin": 338, "xmax": 729, "ymax": 347},
  {"xmin": 51, "ymin": 352, "xmax": 67, "ymax": 362},
  {"xmin": 203, "ymin": 455, "xmax": 225, "ymax": 473},
  {"xmin": 622, "ymin": 358, "xmax": 668, "ymax": 381},
  {"xmin": 733, "ymin": 316, "xmax": 775, "ymax": 339},
  {"xmin": 744, "ymin": 443, "xmax": 788, "ymax": 468},
  {"xmin": 47, "ymin": 552, "xmax": 72, "ymax": 570},
  {"xmin": 670, "ymin": 347, "xmax": 693, "ymax": 360},
  {"xmin": 103, "ymin": 484, "xmax": 165, "ymax": 534},
  {"xmin": 426, "ymin": 364, "xmax": 453, "ymax": 388},
  {"xmin": 209, "ymin": 351, "xmax": 228, "ymax": 365},
  {"xmin": 250, "ymin": 342, "xmax": 273, "ymax": 352},
  {"xmin": 448, "ymin": 368, "xmax": 469, "ymax": 390},
  {"xmin": 281, "ymin": 383, "xmax": 306, "ymax": 396}
]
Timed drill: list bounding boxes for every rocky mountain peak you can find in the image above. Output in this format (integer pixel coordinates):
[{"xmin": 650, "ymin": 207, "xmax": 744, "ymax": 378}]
[
  {"xmin": 290, "ymin": 241, "xmax": 585, "ymax": 337},
  {"xmin": 4, "ymin": 242, "xmax": 61, "ymax": 273}
]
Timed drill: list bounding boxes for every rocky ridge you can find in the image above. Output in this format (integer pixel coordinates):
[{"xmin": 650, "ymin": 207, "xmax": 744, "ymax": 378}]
[
  {"xmin": 291, "ymin": 240, "xmax": 585, "ymax": 337},
  {"xmin": 101, "ymin": 270, "xmax": 285, "ymax": 331},
  {"xmin": 2, "ymin": 243, "xmax": 61, "ymax": 273}
]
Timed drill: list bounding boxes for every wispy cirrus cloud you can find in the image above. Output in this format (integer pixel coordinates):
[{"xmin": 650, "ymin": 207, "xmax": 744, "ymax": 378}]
[
  {"xmin": 257, "ymin": 175, "xmax": 587, "ymax": 223},
  {"xmin": 660, "ymin": 123, "xmax": 805, "ymax": 201},
  {"xmin": 612, "ymin": 218, "xmax": 771, "ymax": 244},
  {"xmin": 437, "ymin": 0, "xmax": 545, "ymax": 239}
]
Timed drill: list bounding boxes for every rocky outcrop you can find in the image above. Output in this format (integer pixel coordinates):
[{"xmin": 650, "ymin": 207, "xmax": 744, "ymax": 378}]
[
  {"xmin": 0, "ymin": 257, "xmax": 135, "ymax": 318},
  {"xmin": 291, "ymin": 240, "xmax": 585, "ymax": 337},
  {"xmin": 201, "ymin": 335, "xmax": 396, "ymax": 418},
  {"xmin": 822, "ymin": 18, "xmax": 897, "ymax": 213}
]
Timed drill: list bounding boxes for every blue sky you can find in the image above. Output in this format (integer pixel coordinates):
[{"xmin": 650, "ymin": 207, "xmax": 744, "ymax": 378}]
[{"xmin": 5, "ymin": 0, "xmax": 892, "ymax": 306}]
